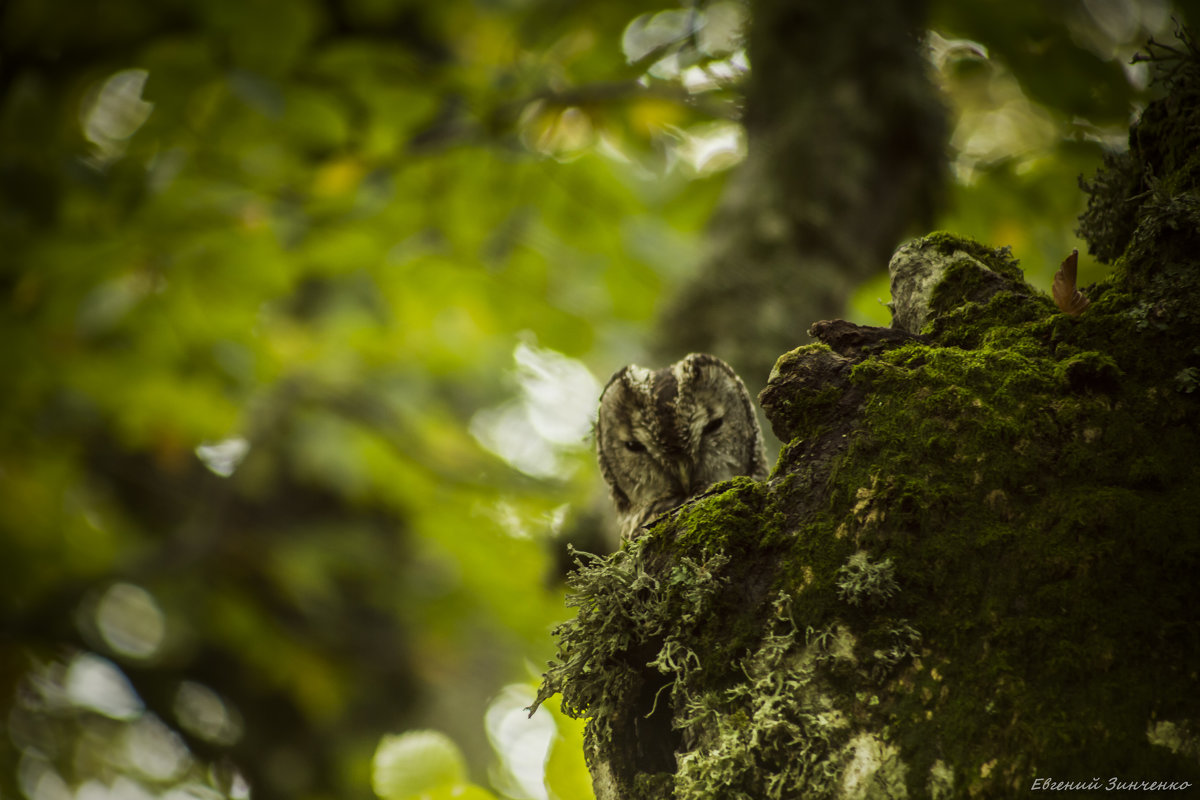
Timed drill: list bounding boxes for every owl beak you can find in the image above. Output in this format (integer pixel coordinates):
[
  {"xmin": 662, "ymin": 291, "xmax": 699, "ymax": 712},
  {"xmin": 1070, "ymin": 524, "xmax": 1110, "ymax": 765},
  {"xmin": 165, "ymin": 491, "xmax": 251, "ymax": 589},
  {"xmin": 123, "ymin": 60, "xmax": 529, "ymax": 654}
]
[{"xmin": 676, "ymin": 460, "xmax": 693, "ymax": 495}]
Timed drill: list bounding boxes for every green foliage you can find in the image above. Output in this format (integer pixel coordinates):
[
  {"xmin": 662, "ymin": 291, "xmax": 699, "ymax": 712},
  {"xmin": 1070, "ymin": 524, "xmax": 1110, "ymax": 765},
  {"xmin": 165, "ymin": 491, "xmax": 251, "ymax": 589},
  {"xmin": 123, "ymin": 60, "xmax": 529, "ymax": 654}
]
[
  {"xmin": 915, "ymin": 2, "xmax": 1190, "ymax": 299},
  {"xmin": 539, "ymin": 693, "xmax": 595, "ymax": 800},
  {"xmin": 1, "ymin": 0, "xmax": 730, "ymax": 797},
  {"xmin": 930, "ymin": 3, "xmax": 1139, "ymax": 125}
]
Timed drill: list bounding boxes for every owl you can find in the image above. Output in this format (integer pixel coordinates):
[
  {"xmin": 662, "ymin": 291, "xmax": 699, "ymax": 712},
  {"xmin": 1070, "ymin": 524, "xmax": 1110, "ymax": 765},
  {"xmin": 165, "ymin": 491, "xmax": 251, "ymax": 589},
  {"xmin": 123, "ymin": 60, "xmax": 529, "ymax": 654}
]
[{"xmin": 596, "ymin": 353, "xmax": 769, "ymax": 540}]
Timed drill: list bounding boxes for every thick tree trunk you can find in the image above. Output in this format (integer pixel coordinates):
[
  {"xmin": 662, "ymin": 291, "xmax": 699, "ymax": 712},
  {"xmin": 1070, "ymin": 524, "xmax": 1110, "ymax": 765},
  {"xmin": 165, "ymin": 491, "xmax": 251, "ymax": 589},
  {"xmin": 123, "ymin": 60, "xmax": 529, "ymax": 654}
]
[
  {"xmin": 536, "ymin": 35, "xmax": 1200, "ymax": 799},
  {"xmin": 654, "ymin": 0, "xmax": 945, "ymax": 388}
]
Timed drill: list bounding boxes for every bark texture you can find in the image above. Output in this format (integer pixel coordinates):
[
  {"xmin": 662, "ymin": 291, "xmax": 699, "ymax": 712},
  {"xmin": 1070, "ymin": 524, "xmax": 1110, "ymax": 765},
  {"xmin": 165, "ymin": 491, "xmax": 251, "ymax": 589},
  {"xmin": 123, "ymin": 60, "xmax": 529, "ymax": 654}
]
[
  {"xmin": 654, "ymin": 0, "xmax": 946, "ymax": 388},
  {"xmin": 536, "ymin": 35, "xmax": 1200, "ymax": 799}
]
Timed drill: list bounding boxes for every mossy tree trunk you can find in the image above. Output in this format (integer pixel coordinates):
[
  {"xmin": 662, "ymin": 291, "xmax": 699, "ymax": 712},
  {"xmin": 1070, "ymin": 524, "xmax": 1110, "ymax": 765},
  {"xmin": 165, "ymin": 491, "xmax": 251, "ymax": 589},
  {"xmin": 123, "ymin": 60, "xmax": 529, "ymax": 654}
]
[
  {"xmin": 535, "ymin": 34, "xmax": 1200, "ymax": 800},
  {"xmin": 653, "ymin": 0, "xmax": 945, "ymax": 386}
]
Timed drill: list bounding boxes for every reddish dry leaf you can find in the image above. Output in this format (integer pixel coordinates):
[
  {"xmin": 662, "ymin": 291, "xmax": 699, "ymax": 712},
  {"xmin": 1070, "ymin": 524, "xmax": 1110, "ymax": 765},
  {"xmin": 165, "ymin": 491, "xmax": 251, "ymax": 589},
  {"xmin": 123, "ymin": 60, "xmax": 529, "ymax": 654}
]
[{"xmin": 1052, "ymin": 249, "xmax": 1090, "ymax": 316}]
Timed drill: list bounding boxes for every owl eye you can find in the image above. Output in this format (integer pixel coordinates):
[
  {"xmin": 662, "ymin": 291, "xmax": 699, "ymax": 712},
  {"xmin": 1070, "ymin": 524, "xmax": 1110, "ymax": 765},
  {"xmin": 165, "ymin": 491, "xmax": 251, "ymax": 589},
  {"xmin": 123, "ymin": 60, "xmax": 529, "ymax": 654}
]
[
  {"xmin": 703, "ymin": 417, "xmax": 724, "ymax": 435},
  {"xmin": 624, "ymin": 440, "xmax": 647, "ymax": 453}
]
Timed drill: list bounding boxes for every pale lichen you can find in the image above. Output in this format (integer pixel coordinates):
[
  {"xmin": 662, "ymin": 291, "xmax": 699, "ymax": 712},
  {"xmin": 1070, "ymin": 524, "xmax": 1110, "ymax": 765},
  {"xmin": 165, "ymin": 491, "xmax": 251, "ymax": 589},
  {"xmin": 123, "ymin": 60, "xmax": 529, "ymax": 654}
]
[{"xmin": 838, "ymin": 732, "xmax": 909, "ymax": 799}]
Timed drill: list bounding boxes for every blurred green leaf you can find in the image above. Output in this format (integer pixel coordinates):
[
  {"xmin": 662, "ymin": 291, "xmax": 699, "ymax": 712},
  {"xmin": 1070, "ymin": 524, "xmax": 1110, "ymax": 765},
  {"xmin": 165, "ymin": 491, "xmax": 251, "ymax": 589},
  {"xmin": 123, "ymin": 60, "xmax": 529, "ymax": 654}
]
[
  {"xmin": 372, "ymin": 730, "xmax": 494, "ymax": 800},
  {"xmin": 543, "ymin": 695, "xmax": 594, "ymax": 800}
]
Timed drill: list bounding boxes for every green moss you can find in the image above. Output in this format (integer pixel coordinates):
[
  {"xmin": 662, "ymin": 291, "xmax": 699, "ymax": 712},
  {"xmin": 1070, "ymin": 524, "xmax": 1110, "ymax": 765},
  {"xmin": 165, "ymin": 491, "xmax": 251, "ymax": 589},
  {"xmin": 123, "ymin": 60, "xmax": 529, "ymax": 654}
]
[
  {"xmin": 664, "ymin": 477, "xmax": 774, "ymax": 551},
  {"xmin": 1077, "ymin": 149, "xmax": 1142, "ymax": 263},
  {"xmin": 824, "ymin": 249, "xmax": 1200, "ymax": 792},
  {"xmin": 760, "ymin": 343, "xmax": 854, "ymax": 445},
  {"xmin": 928, "ymin": 289, "xmax": 1055, "ymax": 349},
  {"xmin": 716, "ymin": 217, "xmax": 1197, "ymax": 793},
  {"xmin": 919, "ymin": 231, "xmax": 1024, "ymax": 283},
  {"xmin": 1053, "ymin": 349, "xmax": 1122, "ymax": 393},
  {"xmin": 633, "ymin": 773, "xmax": 675, "ymax": 796},
  {"xmin": 1078, "ymin": 27, "xmax": 1200, "ymax": 269},
  {"xmin": 889, "ymin": 232, "xmax": 1040, "ymax": 336},
  {"xmin": 925, "ymin": 248, "xmax": 1030, "ymax": 325}
]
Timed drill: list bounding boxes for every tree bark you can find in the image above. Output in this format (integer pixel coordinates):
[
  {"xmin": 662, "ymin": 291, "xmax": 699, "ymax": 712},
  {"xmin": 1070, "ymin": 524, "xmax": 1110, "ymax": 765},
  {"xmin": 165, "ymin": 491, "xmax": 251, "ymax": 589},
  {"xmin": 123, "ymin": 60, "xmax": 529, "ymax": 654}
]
[{"xmin": 654, "ymin": 0, "xmax": 946, "ymax": 389}]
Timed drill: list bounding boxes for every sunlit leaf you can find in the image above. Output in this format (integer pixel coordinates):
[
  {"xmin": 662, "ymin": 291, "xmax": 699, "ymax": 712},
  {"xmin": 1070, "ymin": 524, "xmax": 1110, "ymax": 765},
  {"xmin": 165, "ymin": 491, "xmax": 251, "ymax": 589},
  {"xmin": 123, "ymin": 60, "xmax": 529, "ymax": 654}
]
[
  {"xmin": 371, "ymin": 730, "xmax": 467, "ymax": 800},
  {"xmin": 542, "ymin": 695, "xmax": 594, "ymax": 800},
  {"xmin": 427, "ymin": 784, "xmax": 498, "ymax": 800}
]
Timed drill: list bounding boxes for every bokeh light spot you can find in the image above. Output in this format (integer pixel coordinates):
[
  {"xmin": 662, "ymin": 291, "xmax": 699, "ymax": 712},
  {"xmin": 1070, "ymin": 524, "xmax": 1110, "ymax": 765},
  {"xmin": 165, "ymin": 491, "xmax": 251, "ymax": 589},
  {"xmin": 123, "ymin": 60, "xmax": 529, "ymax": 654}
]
[{"xmin": 96, "ymin": 582, "xmax": 166, "ymax": 659}]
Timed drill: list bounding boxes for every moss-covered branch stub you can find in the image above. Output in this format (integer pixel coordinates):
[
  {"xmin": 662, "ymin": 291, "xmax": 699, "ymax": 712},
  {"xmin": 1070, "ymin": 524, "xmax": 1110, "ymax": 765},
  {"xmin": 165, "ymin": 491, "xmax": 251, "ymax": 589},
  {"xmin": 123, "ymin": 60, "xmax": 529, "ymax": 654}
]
[{"xmin": 888, "ymin": 232, "xmax": 1041, "ymax": 336}]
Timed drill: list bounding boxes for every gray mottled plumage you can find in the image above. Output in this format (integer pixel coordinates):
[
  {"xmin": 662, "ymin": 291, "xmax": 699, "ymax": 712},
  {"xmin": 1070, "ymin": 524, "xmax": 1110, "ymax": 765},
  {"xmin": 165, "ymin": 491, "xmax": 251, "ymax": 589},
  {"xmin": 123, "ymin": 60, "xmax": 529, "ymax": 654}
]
[{"xmin": 596, "ymin": 353, "xmax": 769, "ymax": 540}]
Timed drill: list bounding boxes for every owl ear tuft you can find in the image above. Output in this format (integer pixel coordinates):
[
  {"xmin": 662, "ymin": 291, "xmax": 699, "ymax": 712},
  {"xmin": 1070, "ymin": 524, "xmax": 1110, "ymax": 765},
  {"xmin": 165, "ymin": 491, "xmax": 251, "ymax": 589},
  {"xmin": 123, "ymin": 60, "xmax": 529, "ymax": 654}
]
[{"xmin": 597, "ymin": 353, "xmax": 769, "ymax": 540}]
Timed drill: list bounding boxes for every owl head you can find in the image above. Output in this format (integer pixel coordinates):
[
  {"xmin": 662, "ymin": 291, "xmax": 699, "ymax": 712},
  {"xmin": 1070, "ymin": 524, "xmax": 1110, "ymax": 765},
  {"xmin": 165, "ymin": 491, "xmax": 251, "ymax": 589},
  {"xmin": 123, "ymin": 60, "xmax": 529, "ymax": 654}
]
[{"xmin": 596, "ymin": 353, "xmax": 769, "ymax": 539}]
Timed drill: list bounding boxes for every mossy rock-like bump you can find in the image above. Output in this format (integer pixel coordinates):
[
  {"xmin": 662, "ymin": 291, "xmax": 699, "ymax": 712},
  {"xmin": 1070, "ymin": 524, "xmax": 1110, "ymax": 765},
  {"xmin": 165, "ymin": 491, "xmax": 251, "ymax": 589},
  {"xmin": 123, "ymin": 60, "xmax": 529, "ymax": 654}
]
[{"xmin": 888, "ymin": 233, "xmax": 1031, "ymax": 335}]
